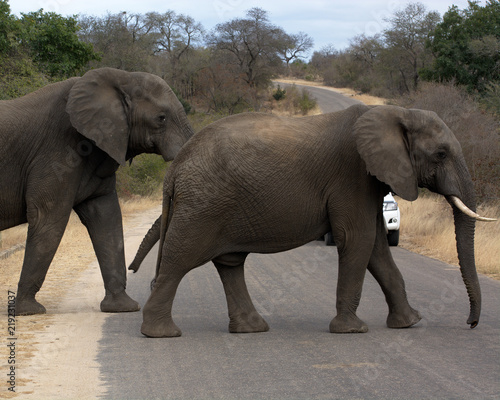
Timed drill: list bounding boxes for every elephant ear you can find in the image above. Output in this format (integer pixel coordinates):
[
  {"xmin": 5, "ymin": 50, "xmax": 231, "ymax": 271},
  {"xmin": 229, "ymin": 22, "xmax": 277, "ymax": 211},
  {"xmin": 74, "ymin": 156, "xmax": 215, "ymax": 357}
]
[
  {"xmin": 66, "ymin": 68, "xmax": 132, "ymax": 165},
  {"xmin": 353, "ymin": 105, "xmax": 419, "ymax": 201}
]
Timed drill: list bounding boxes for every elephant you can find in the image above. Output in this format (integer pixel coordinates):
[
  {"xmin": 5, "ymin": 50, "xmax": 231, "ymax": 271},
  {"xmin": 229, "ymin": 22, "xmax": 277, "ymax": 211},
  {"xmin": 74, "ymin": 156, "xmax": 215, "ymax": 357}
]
[
  {"xmin": 134, "ymin": 104, "xmax": 494, "ymax": 338},
  {"xmin": 0, "ymin": 67, "xmax": 194, "ymax": 315}
]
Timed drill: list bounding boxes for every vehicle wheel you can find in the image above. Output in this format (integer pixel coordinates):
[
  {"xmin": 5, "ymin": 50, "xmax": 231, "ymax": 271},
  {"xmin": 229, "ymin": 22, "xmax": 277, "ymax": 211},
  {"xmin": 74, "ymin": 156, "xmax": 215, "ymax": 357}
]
[
  {"xmin": 325, "ymin": 232, "xmax": 336, "ymax": 246},
  {"xmin": 387, "ymin": 229, "xmax": 399, "ymax": 246}
]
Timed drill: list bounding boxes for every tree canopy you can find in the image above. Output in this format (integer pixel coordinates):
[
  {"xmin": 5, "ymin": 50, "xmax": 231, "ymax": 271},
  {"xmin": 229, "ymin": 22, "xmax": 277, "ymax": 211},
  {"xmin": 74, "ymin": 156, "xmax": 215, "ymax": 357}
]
[
  {"xmin": 18, "ymin": 10, "xmax": 99, "ymax": 77},
  {"xmin": 421, "ymin": 0, "xmax": 500, "ymax": 92}
]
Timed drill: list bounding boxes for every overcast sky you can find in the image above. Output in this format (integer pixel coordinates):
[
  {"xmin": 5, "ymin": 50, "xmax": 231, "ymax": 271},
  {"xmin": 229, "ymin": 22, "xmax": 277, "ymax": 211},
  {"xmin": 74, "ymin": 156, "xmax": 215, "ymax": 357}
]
[{"xmin": 10, "ymin": 0, "xmax": 476, "ymax": 53}]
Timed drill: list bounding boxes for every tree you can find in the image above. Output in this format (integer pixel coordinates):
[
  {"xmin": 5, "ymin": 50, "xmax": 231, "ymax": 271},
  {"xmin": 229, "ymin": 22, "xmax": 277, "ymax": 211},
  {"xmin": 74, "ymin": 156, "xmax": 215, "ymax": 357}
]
[
  {"xmin": 382, "ymin": 2, "xmax": 440, "ymax": 91},
  {"xmin": 145, "ymin": 11, "xmax": 204, "ymax": 88},
  {"xmin": 0, "ymin": 0, "xmax": 16, "ymax": 53},
  {"xmin": 276, "ymin": 30, "xmax": 314, "ymax": 75},
  {"xmin": 207, "ymin": 8, "xmax": 282, "ymax": 88},
  {"xmin": 78, "ymin": 12, "xmax": 154, "ymax": 72},
  {"xmin": 19, "ymin": 10, "xmax": 99, "ymax": 77},
  {"xmin": 422, "ymin": 0, "xmax": 500, "ymax": 93}
]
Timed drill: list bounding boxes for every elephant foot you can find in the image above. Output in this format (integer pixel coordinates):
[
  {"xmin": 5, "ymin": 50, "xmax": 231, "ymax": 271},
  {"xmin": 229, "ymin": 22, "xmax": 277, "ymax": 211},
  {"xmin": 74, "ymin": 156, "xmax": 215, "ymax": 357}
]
[
  {"xmin": 141, "ymin": 319, "xmax": 182, "ymax": 338},
  {"xmin": 329, "ymin": 314, "xmax": 368, "ymax": 333},
  {"xmin": 229, "ymin": 311, "xmax": 270, "ymax": 333},
  {"xmin": 16, "ymin": 297, "xmax": 47, "ymax": 316},
  {"xmin": 387, "ymin": 306, "xmax": 422, "ymax": 329},
  {"xmin": 100, "ymin": 291, "xmax": 140, "ymax": 313}
]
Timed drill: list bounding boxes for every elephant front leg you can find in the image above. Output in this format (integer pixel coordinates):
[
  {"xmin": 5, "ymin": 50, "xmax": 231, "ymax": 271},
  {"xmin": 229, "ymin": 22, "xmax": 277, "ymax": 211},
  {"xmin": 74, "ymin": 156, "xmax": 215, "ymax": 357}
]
[
  {"xmin": 329, "ymin": 230, "xmax": 375, "ymax": 333},
  {"xmin": 214, "ymin": 258, "xmax": 269, "ymax": 333},
  {"xmin": 368, "ymin": 213, "xmax": 421, "ymax": 329},
  {"xmin": 74, "ymin": 192, "xmax": 139, "ymax": 313}
]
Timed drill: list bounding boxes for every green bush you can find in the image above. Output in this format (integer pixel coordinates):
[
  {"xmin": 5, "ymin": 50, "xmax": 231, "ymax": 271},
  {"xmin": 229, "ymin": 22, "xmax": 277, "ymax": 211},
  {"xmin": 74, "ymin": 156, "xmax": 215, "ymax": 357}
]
[
  {"xmin": 480, "ymin": 82, "xmax": 500, "ymax": 117},
  {"xmin": 187, "ymin": 111, "xmax": 230, "ymax": 133},
  {"xmin": 0, "ymin": 54, "xmax": 50, "ymax": 99},
  {"xmin": 272, "ymin": 85, "xmax": 287, "ymax": 101},
  {"xmin": 270, "ymin": 84, "xmax": 318, "ymax": 116},
  {"xmin": 171, "ymin": 87, "xmax": 192, "ymax": 115},
  {"xmin": 116, "ymin": 154, "xmax": 169, "ymax": 198},
  {"xmin": 298, "ymin": 89, "xmax": 317, "ymax": 115}
]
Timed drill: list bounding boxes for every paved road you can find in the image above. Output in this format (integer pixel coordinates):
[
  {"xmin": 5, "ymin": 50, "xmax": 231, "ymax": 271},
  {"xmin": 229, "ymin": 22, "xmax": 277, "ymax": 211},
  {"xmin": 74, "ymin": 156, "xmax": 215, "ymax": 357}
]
[
  {"xmin": 96, "ymin": 85, "xmax": 499, "ymax": 399},
  {"xmin": 274, "ymin": 81, "xmax": 363, "ymax": 113},
  {"xmin": 99, "ymin": 242, "xmax": 500, "ymax": 399}
]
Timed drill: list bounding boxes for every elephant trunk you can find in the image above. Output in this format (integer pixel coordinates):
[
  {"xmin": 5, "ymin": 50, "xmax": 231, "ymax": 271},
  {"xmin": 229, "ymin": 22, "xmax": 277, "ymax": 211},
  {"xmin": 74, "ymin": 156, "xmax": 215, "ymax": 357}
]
[
  {"xmin": 447, "ymin": 177, "xmax": 481, "ymax": 328},
  {"xmin": 128, "ymin": 216, "xmax": 161, "ymax": 272}
]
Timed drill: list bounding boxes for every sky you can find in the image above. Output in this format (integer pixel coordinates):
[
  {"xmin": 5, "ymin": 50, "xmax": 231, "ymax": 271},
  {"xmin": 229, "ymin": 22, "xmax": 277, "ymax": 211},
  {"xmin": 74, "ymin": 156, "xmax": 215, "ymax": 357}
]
[{"xmin": 9, "ymin": 0, "xmax": 477, "ymax": 53}]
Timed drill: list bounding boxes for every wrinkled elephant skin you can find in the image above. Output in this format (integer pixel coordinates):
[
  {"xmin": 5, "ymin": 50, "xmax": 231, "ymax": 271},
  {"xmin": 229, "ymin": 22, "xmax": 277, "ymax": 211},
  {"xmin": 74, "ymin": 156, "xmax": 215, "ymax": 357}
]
[
  {"xmin": 137, "ymin": 105, "xmax": 484, "ymax": 337},
  {"xmin": 0, "ymin": 68, "xmax": 193, "ymax": 315}
]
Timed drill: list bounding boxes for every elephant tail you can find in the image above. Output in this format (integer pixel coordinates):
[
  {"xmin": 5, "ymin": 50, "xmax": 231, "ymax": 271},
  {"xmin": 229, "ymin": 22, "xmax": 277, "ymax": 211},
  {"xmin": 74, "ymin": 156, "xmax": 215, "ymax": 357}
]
[
  {"xmin": 128, "ymin": 216, "xmax": 161, "ymax": 272},
  {"xmin": 154, "ymin": 191, "xmax": 173, "ymax": 280}
]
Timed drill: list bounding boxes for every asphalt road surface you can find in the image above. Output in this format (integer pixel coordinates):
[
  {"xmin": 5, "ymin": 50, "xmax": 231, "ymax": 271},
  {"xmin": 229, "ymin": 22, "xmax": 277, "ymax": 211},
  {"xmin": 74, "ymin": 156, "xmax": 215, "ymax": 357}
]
[
  {"xmin": 274, "ymin": 81, "xmax": 363, "ymax": 113},
  {"xmin": 96, "ymin": 86, "xmax": 500, "ymax": 399},
  {"xmin": 100, "ymin": 242, "xmax": 500, "ymax": 399}
]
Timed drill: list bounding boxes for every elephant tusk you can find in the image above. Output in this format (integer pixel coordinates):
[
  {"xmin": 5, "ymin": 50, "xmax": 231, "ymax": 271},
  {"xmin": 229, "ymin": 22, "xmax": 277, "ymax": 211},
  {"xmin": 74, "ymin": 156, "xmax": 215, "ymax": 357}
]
[{"xmin": 449, "ymin": 196, "xmax": 497, "ymax": 222}]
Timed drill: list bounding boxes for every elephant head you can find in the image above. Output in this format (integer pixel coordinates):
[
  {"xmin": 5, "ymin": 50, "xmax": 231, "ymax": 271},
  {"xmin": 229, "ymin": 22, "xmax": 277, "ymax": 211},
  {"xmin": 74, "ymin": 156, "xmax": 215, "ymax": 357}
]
[
  {"xmin": 65, "ymin": 68, "xmax": 193, "ymax": 165},
  {"xmin": 354, "ymin": 105, "xmax": 495, "ymax": 328}
]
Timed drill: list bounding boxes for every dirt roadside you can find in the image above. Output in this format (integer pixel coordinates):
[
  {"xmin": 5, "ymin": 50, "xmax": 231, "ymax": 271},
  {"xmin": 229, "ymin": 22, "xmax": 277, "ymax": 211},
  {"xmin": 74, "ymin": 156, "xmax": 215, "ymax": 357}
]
[{"xmin": 1, "ymin": 203, "xmax": 161, "ymax": 399}]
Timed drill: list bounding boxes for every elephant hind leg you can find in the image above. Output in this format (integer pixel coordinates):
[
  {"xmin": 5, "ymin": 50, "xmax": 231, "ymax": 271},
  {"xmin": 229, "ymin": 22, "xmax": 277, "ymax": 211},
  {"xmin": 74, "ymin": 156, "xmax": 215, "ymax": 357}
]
[
  {"xmin": 141, "ymin": 236, "xmax": 214, "ymax": 337},
  {"xmin": 16, "ymin": 205, "xmax": 73, "ymax": 315},
  {"xmin": 141, "ymin": 270, "xmax": 184, "ymax": 338},
  {"xmin": 214, "ymin": 253, "xmax": 269, "ymax": 334}
]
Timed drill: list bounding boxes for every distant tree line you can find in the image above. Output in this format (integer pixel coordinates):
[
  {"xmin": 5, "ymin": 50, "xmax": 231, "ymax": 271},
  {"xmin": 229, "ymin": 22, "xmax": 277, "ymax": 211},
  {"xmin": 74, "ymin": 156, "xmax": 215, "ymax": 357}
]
[
  {"xmin": 1, "ymin": 1, "xmax": 314, "ymax": 113},
  {"xmin": 1, "ymin": 0, "xmax": 498, "ymax": 201},
  {"xmin": 309, "ymin": 1, "xmax": 499, "ymax": 109},
  {"xmin": 1, "ymin": 0, "xmax": 499, "ymax": 114}
]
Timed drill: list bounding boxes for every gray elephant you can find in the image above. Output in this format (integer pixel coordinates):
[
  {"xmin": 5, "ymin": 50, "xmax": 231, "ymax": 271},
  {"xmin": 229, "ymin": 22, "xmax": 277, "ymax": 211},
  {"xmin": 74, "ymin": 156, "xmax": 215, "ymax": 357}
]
[
  {"xmin": 136, "ymin": 104, "xmax": 494, "ymax": 338},
  {"xmin": 0, "ymin": 68, "xmax": 194, "ymax": 315}
]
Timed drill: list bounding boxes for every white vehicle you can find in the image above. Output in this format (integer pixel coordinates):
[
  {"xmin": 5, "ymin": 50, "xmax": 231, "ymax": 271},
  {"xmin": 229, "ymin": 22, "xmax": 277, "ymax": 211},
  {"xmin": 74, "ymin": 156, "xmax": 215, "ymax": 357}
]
[
  {"xmin": 383, "ymin": 193, "xmax": 400, "ymax": 246},
  {"xmin": 325, "ymin": 193, "xmax": 400, "ymax": 246}
]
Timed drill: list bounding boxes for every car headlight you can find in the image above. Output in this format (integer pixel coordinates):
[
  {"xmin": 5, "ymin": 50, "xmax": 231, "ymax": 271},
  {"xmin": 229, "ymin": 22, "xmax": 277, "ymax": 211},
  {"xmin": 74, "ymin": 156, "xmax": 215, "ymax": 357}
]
[{"xmin": 384, "ymin": 202, "xmax": 398, "ymax": 211}]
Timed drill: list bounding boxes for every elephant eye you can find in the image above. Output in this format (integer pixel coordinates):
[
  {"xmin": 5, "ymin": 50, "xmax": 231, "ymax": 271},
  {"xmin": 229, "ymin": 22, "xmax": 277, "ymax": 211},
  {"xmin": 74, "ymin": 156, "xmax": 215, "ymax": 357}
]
[
  {"xmin": 158, "ymin": 114, "xmax": 166, "ymax": 123},
  {"xmin": 436, "ymin": 150, "xmax": 447, "ymax": 161}
]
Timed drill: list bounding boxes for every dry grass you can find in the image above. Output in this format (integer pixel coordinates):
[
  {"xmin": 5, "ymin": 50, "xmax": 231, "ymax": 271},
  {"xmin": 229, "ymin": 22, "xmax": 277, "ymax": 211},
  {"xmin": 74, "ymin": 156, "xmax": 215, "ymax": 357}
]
[{"xmin": 398, "ymin": 195, "xmax": 500, "ymax": 279}]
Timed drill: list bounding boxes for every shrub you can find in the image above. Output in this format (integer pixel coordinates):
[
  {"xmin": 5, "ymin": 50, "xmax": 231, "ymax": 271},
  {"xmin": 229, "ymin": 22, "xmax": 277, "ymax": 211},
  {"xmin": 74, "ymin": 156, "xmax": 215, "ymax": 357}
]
[
  {"xmin": 298, "ymin": 89, "xmax": 317, "ymax": 115},
  {"xmin": 0, "ymin": 54, "xmax": 50, "ymax": 99},
  {"xmin": 272, "ymin": 85, "xmax": 286, "ymax": 101},
  {"xmin": 116, "ymin": 154, "xmax": 168, "ymax": 198},
  {"xmin": 271, "ymin": 84, "xmax": 318, "ymax": 116},
  {"xmin": 171, "ymin": 87, "xmax": 192, "ymax": 114},
  {"xmin": 480, "ymin": 82, "xmax": 500, "ymax": 117}
]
